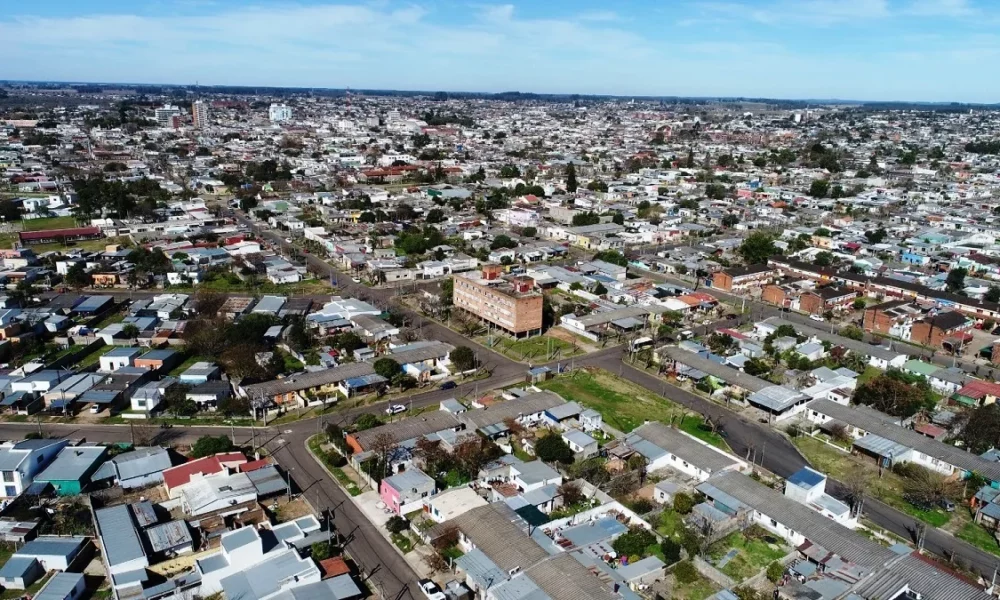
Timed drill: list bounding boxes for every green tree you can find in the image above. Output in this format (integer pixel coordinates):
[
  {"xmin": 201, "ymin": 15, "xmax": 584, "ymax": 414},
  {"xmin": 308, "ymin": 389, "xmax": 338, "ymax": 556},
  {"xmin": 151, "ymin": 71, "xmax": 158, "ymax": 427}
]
[
  {"xmin": 565, "ymin": 162, "xmax": 578, "ymax": 192},
  {"xmin": 354, "ymin": 413, "xmax": 383, "ymax": 431},
  {"xmin": 611, "ymin": 526, "xmax": 656, "ymax": 559},
  {"xmin": 373, "ymin": 358, "xmax": 401, "ymax": 380},
  {"xmin": 864, "ymin": 228, "xmax": 888, "ymax": 244},
  {"xmin": 535, "ymin": 434, "xmax": 574, "ymax": 464},
  {"xmin": 522, "ymin": 227, "xmax": 537, "ymax": 238},
  {"xmin": 737, "ymin": 232, "xmax": 776, "ymax": 265},
  {"xmin": 946, "ymin": 267, "xmax": 967, "ymax": 293},
  {"xmin": 840, "ymin": 325, "xmax": 864, "ymax": 341},
  {"xmin": 674, "ymin": 560, "xmax": 699, "ymax": 584},
  {"xmin": 986, "ymin": 286, "xmax": 1000, "ymax": 303},
  {"xmin": 65, "ymin": 262, "xmax": 91, "ymax": 289},
  {"xmin": 490, "ymin": 235, "xmax": 517, "ymax": 250},
  {"xmin": 766, "ymin": 561, "xmax": 785, "ymax": 583},
  {"xmin": 673, "ymin": 492, "xmax": 695, "ymax": 514},
  {"xmin": 163, "ymin": 383, "xmax": 196, "ymax": 416},
  {"xmin": 813, "ymin": 251, "xmax": 834, "ymax": 267},
  {"xmin": 721, "ymin": 214, "xmax": 739, "ymax": 227},
  {"xmin": 809, "ymin": 179, "xmax": 831, "ymax": 198},
  {"xmin": 960, "ymin": 404, "xmax": 1000, "ymax": 454},
  {"xmin": 191, "ymin": 435, "xmax": 236, "ymax": 458},
  {"xmin": 425, "ymin": 208, "xmax": 445, "ymax": 223},
  {"xmin": 451, "ymin": 346, "xmax": 477, "ymax": 372},
  {"xmin": 853, "ymin": 372, "xmax": 933, "ymax": 417}
]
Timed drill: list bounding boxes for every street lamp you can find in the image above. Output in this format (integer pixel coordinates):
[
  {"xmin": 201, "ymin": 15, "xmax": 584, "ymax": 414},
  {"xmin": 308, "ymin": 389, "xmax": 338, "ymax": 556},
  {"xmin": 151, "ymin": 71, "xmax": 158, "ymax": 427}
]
[{"xmin": 285, "ymin": 467, "xmax": 294, "ymax": 501}]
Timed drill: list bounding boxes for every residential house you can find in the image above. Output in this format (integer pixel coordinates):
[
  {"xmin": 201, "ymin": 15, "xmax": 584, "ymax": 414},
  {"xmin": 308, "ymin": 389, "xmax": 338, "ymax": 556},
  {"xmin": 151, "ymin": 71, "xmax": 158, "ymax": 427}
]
[
  {"xmin": 0, "ymin": 438, "xmax": 69, "ymax": 498},
  {"xmin": 379, "ymin": 468, "xmax": 437, "ymax": 515},
  {"xmin": 35, "ymin": 445, "xmax": 108, "ymax": 496}
]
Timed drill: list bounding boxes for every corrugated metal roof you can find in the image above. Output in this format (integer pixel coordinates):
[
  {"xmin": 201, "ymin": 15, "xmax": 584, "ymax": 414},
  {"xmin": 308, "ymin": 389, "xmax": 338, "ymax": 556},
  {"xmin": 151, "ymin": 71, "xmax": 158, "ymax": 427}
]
[
  {"xmin": 146, "ymin": 520, "xmax": 192, "ymax": 553},
  {"xmin": 34, "ymin": 571, "xmax": 84, "ymax": 600},
  {"xmin": 94, "ymin": 504, "xmax": 145, "ymax": 567}
]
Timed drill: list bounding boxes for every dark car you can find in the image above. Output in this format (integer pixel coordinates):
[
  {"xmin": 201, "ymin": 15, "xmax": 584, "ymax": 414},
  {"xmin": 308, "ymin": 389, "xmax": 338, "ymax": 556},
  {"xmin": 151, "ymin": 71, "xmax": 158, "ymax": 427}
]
[{"xmin": 439, "ymin": 381, "xmax": 457, "ymax": 390}]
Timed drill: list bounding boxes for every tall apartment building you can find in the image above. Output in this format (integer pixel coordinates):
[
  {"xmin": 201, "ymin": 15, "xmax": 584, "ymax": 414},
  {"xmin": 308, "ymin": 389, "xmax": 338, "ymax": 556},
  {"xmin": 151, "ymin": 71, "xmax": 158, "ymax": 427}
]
[
  {"xmin": 191, "ymin": 100, "xmax": 209, "ymax": 129},
  {"xmin": 453, "ymin": 265, "xmax": 543, "ymax": 337},
  {"xmin": 154, "ymin": 104, "xmax": 181, "ymax": 128},
  {"xmin": 269, "ymin": 103, "xmax": 293, "ymax": 122}
]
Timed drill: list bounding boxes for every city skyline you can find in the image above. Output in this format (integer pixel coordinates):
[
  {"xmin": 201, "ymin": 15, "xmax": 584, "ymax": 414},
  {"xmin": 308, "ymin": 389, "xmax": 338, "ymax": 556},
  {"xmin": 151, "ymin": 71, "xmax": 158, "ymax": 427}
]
[{"xmin": 3, "ymin": 0, "xmax": 1000, "ymax": 102}]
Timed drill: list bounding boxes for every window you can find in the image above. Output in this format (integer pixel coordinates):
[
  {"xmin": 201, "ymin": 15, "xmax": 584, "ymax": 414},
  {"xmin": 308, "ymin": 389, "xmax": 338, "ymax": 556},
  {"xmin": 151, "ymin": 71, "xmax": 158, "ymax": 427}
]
[
  {"xmin": 1, "ymin": 471, "xmax": 13, "ymax": 483},
  {"xmin": 4, "ymin": 486, "xmax": 15, "ymax": 497}
]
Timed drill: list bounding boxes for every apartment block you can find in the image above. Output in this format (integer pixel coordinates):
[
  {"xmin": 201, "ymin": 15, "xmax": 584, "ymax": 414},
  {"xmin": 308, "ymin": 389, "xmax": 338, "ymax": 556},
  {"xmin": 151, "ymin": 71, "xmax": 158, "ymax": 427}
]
[
  {"xmin": 711, "ymin": 264, "xmax": 776, "ymax": 292},
  {"xmin": 453, "ymin": 265, "xmax": 543, "ymax": 337}
]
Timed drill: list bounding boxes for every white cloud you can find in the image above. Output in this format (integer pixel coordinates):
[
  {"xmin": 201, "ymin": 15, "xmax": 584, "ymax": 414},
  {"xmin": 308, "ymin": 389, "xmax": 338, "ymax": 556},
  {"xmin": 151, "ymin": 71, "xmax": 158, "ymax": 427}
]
[{"xmin": 905, "ymin": 0, "xmax": 974, "ymax": 17}]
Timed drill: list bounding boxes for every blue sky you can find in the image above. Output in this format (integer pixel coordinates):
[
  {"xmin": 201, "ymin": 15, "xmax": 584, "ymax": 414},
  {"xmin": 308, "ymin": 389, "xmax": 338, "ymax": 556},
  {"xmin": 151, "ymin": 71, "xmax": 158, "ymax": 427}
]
[{"xmin": 3, "ymin": 0, "xmax": 999, "ymax": 102}]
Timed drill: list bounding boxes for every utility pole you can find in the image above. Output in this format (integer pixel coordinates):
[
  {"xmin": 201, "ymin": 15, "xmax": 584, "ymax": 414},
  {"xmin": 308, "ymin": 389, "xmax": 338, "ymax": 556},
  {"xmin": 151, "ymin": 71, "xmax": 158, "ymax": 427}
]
[{"xmin": 286, "ymin": 467, "xmax": 294, "ymax": 501}]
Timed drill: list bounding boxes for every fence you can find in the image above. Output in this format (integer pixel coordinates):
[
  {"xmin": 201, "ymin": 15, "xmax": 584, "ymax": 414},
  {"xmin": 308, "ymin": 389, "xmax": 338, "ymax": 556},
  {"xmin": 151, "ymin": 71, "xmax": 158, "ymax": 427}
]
[{"xmin": 693, "ymin": 555, "xmax": 736, "ymax": 589}]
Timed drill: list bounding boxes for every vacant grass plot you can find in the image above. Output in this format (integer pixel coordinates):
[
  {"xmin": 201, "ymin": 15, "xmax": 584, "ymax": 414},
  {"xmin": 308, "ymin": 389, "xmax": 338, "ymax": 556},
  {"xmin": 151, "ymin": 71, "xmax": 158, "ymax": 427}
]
[
  {"xmin": 478, "ymin": 333, "xmax": 582, "ymax": 362},
  {"xmin": 537, "ymin": 368, "xmax": 684, "ymax": 432},
  {"xmin": 537, "ymin": 369, "xmax": 727, "ymax": 451},
  {"xmin": 22, "ymin": 216, "xmax": 78, "ymax": 231}
]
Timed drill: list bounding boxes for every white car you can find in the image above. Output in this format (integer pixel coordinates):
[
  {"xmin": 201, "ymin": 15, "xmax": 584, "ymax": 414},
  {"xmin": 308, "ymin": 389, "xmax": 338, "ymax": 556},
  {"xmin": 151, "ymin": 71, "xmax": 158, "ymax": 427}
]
[
  {"xmin": 385, "ymin": 404, "xmax": 406, "ymax": 415},
  {"xmin": 809, "ymin": 314, "xmax": 824, "ymax": 322},
  {"xmin": 284, "ymin": 238, "xmax": 292, "ymax": 244},
  {"xmin": 352, "ymin": 277, "xmax": 362, "ymax": 283},
  {"xmin": 419, "ymin": 580, "xmax": 446, "ymax": 600}
]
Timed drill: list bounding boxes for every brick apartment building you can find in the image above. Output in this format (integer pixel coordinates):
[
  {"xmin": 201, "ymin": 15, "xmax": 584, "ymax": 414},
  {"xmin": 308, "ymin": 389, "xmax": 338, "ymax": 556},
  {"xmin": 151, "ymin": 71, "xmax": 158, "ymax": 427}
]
[
  {"xmin": 798, "ymin": 286, "xmax": 858, "ymax": 315},
  {"xmin": 762, "ymin": 284, "xmax": 798, "ymax": 309},
  {"xmin": 711, "ymin": 264, "xmax": 776, "ymax": 293},
  {"xmin": 453, "ymin": 265, "xmax": 544, "ymax": 337},
  {"xmin": 862, "ymin": 300, "xmax": 924, "ymax": 338},
  {"xmin": 910, "ymin": 311, "xmax": 973, "ymax": 350}
]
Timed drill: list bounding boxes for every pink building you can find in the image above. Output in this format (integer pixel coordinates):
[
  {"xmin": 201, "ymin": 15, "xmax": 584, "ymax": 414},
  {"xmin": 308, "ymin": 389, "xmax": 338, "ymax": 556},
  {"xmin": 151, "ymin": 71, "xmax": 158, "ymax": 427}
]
[{"xmin": 379, "ymin": 468, "xmax": 437, "ymax": 515}]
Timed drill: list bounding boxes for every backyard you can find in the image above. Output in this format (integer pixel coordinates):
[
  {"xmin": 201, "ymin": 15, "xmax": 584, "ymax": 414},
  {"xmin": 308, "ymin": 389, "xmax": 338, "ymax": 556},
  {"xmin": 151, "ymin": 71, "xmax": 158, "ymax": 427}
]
[
  {"xmin": 22, "ymin": 216, "xmax": 79, "ymax": 231},
  {"xmin": 536, "ymin": 369, "xmax": 727, "ymax": 449},
  {"xmin": 707, "ymin": 528, "xmax": 789, "ymax": 583},
  {"xmin": 792, "ymin": 434, "xmax": 954, "ymax": 528},
  {"xmin": 669, "ymin": 572, "xmax": 719, "ymax": 600}
]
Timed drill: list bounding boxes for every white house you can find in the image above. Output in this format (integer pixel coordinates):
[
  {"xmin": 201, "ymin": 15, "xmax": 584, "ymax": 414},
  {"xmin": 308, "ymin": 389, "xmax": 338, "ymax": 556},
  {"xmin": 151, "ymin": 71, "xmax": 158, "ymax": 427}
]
[{"xmin": 0, "ymin": 439, "xmax": 69, "ymax": 498}]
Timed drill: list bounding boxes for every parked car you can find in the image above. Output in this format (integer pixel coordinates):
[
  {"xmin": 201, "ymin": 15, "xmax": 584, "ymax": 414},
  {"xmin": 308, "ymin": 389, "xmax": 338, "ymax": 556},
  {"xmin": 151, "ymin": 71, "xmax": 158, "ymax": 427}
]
[
  {"xmin": 940, "ymin": 498, "xmax": 956, "ymax": 512},
  {"xmin": 352, "ymin": 277, "xmax": 361, "ymax": 283},
  {"xmin": 809, "ymin": 314, "xmax": 824, "ymax": 322},
  {"xmin": 439, "ymin": 381, "xmax": 457, "ymax": 390},
  {"xmin": 385, "ymin": 404, "xmax": 406, "ymax": 415},
  {"xmin": 419, "ymin": 580, "xmax": 446, "ymax": 600}
]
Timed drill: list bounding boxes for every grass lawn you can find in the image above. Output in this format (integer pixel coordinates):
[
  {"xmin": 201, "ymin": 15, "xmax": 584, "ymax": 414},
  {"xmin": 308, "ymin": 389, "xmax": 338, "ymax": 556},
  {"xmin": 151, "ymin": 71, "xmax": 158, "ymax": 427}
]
[
  {"xmin": 678, "ymin": 416, "xmax": 727, "ymax": 450},
  {"xmin": 22, "ymin": 216, "xmax": 78, "ymax": 231},
  {"xmin": 708, "ymin": 531, "xmax": 788, "ymax": 582},
  {"xmin": 168, "ymin": 278, "xmax": 332, "ymax": 296},
  {"xmin": 670, "ymin": 574, "xmax": 719, "ymax": 600},
  {"xmin": 537, "ymin": 369, "xmax": 726, "ymax": 450},
  {"xmin": 957, "ymin": 522, "xmax": 1000, "ymax": 556},
  {"xmin": 537, "ymin": 368, "xmax": 685, "ymax": 433},
  {"xmin": 391, "ymin": 532, "xmax": 414, "ymax": 553},
  {"xmin": 77, "ymin": 345, "xmax": 114, "ymax": 369},
  {"xmin": 169, "ymin": 354, "xmax": 214, "ymax": 377},
  {"xmin": 857, "ymin": 366, "xmax": 882, "ymax": 385},
  {"xmin": 654, "ymin": 509, "xmax": 687, "ymax": 540},
  {"xmin": 95, "ymin": 312, "xmax": 125, "ymax": 329},
  {"xmin": 793, "ymin": 435, "xmax": 951, "ymax": 527},
  {"xmin": 479, "ymin": 333, "xmax": 582, "ymax": 362}
]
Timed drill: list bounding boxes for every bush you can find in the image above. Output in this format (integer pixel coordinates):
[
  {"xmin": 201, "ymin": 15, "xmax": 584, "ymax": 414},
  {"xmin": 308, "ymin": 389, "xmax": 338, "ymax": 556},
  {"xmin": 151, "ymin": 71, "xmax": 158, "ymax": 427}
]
[
  {"xmin": 354, "ymin": 413, "xmax": 383, "ymax": 431},
  {"xmin": 673, "ymin": 492, "xmax": 695, "ymax": 515},
  {"xmin": 536, "ymin": 434, "xmax": 575, "ymax": 464},
  {"xmin": 660, "ymin": 538, "xmax": 682, "ymax": 565},
  {"xmin": 312, "ymin": 541, "xmax": 333, "ymax": 561},
  {"xmin": 673, "ymin": 560, "xmax": 699, "ymax": 584},
  {"xmin": 329, "ymin": 454, "xmax": 347, "ymax": 468},
  {"xmin": 892, "ymin": 462, "xmax": 921, "ymax": 479},
  {"xmin": 191, "ymin": 435, "xmax": 235, "ymax": 458},
  {"xmin": 629, "ymin": 498, "xmax": 654, "ymax": 514},
  {"xmin": 678, "ymin": 528, "xmax": 702, "ymax": 558},
  {"xmin": 386, "ymin": 515, "xmax": 410, "ymax": 534},
  {"xmin": 786, "ymin": 423, "xmax": 801, "ymax": 438},
  {"xmin": 766, "ymin": 561, "xmax": 784, "ymax": 583},
  {"xmin": 611, "ymin": 526, "xmax": 657, "ymax": 559}
]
